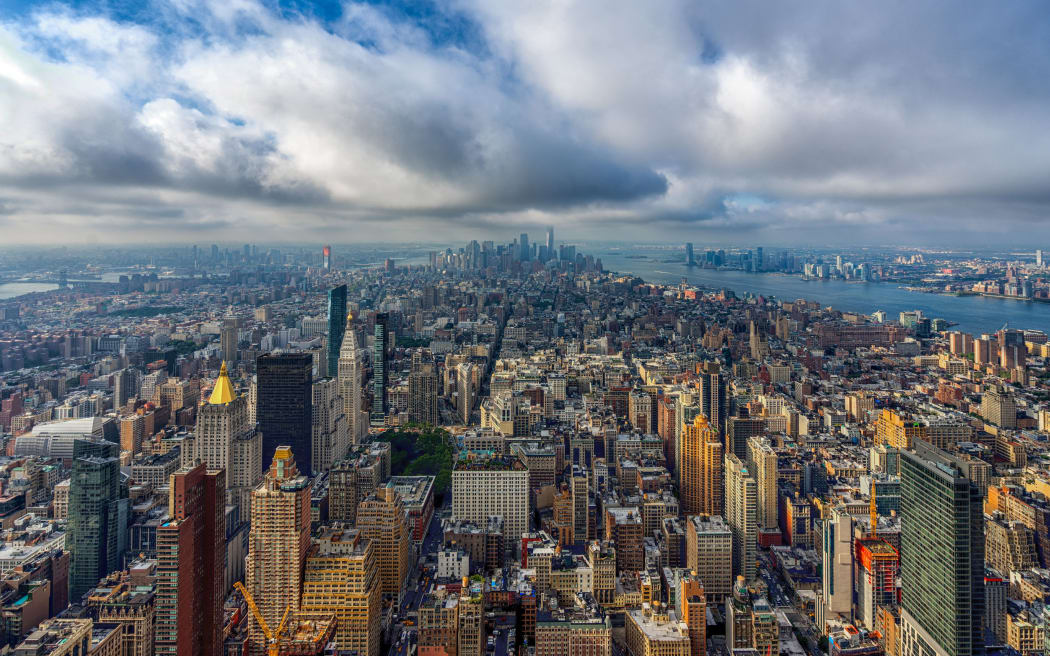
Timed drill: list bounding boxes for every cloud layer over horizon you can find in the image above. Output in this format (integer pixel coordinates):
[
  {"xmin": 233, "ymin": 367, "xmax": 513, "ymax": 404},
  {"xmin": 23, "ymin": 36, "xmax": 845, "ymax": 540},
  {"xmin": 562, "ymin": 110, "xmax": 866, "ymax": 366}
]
[{"xmin": 1, "ymin": 0, "xmax": 1048, "ymax": 245}]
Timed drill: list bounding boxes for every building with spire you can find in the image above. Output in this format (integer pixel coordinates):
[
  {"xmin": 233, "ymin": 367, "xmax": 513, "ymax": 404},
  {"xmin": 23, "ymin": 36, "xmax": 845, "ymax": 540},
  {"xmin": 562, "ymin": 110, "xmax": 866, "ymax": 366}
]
[
  {"xmin": 338, "ymin": 313, "xmax": 364, "ymax": 443},
  {"xmin": 245, "ymin": 447, "xmax": 312, "ymax": 656},
  {"xmin": 194, "ymin": 362, "xmax": 262, "ymax": 515}
]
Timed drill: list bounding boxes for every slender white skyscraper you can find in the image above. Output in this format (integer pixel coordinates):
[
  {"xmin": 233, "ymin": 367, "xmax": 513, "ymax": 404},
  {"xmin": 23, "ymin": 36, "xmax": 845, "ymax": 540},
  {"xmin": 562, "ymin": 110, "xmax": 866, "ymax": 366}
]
[{"xmin": 338, "ymin": 314, "xmax": 364, "ymax": 443}]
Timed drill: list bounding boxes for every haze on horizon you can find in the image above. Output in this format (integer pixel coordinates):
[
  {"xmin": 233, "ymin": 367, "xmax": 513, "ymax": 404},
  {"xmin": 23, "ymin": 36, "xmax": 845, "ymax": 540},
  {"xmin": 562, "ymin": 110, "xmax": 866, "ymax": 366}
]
[{"xmin": 1, "ymin": 0, "xmax": 1048, "ymax": 247}]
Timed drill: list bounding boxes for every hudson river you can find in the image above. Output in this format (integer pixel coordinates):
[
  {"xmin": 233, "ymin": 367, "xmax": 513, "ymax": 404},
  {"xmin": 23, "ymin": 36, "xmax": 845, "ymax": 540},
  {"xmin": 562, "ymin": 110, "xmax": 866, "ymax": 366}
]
[{"xmin": 598, "ymin": 249, "xmax": 1050, "ymax": 336}]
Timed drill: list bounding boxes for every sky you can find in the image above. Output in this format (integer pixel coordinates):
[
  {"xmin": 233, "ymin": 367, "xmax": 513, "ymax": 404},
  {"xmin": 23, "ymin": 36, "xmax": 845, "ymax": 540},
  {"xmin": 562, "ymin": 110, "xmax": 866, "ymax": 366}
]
[{"xmin": 1, "ymin": 0, "xmax": 1049, "ymax": 246}]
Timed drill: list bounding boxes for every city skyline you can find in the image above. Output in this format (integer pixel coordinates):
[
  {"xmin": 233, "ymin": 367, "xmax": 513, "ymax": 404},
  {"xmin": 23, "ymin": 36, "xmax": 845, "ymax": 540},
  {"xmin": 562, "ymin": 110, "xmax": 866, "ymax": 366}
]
[
  {"xmin": 0, "ymin": 1, "xmax": 1048, "ymax": 245},
  {"xmin": 0, "ymin": 229, "xmax": 1048, "ymax": 655},
  {"xmin": 2, "ymin": 0, "xmax": 1050, "ymax": 652}
]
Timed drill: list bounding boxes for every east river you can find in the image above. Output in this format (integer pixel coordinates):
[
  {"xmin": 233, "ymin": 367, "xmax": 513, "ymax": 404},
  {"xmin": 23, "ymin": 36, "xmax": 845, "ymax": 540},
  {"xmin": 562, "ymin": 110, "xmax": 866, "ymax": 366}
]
[{"xmin": 598, "ymin": 249, "xmax": 1050, "ymax": 336}]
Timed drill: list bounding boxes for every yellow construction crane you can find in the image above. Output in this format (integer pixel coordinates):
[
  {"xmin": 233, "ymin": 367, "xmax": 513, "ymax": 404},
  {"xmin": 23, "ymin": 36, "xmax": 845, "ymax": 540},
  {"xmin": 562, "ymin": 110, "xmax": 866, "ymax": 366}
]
[{"xmin": 234, "ymin": 582, "xmax": 292, "ymax": 656}]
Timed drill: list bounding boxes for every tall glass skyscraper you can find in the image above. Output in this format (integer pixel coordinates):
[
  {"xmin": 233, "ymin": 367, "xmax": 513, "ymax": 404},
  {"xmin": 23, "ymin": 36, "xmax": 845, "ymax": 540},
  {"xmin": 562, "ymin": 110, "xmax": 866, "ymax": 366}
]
[
  {"xmin": 327, "ymin": 284, "xmax": 347, "ymax": 378},
  {"xmin": 900, "ymin": 441, "xmax": 985, "ymax": 656},
  {"xmin": 68, "ymin": 439, "xmax": 126, "ymax": 600},
  {"xmin": 257, "ymin": 352, "xmax": 314, "ymax": 475},
  {"xmin": 370, "ymin": 313, "xmax": 389, "ymax": 426}
]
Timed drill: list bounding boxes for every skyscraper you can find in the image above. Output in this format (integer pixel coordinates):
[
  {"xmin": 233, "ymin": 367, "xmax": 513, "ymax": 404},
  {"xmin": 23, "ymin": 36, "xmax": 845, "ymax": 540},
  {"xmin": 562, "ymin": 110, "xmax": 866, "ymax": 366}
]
[
  {"xmin": 322, "ymin": 244, "xmax": 331, "ymax": 270},
  {"xmin": 326, "ymin": 284, "xmax": 347, "ymax": 378},
  {"xmin": 686, "ymin": 515, "xmax": 732, "ymax": 602},
  {"xmin": 338, "ymin": 314, "xmax": 363, "ymax": 443},
  {"xmin": 571, "ymin": 466, "xmax": 589, "ymax": 545},
  {"xmin": 452, "ymin": 456, "xmax": 529, "ymax": 541},
  {"xmin": 456, "ymin": 362, "xmax": 476, "ymax": 424},
  {"xmin": 996, "ymin": 329, "xmax": 1027, "ymax": 371},
  {"xmin": 725, "ymin": 454, "xmax": 757, "ymax": 580},
  {"xmin": 685, "ymin": 242, "xmax": 694, "ymax": 266},
  {"xmin": 312, "ymin": 376, "xmax": 349, "ymax": 473},
  {"xmin": 370, "ymin": 313, "xmax": 390, "ymax": 427},
  {"xmin": 679, "ymin": 413, "xmax": 722, "ymax": 516},
  {"xmin": 220, "ymin": 318, "xmax": 238, "ymax": 364},
  {"xmin": 246, "ymin": 447, "xmax": 312, "ymax": 656},
  {"xmin": 821, "ymin": 509, "xmax": 854, "ymax": 622},
  {"xmin": 680, "ymin": 573, "xmax": 707, "ymax": 656},
  {"xmin": 155, "ymin": 463, "xmax": 225, "ymax": 656},
  {"xmin": 68, "ymin": 439, "xmax": 127, "ymax": 600},
  {"xmin": 900, "ymin": 442, "xmax": 985, "ymax": 656},
  {"xmin": 546, "ymin": 226, "xmax": 554, "ymax": 258},
  {"xmin": 112, "ymin": 368, "xmax": 137, "ymax": 410},
  {"xmin": 408, "ymin": 350, "xmax": 438, "ymax": 425},
  {"xmin": 302, "ymin": 528, "xmax": 382, "ymax": 656},
  {"xmin": 747, "ymin": 436, "xmax": 778, "ymax": 531},
  {"xmin": 551, "ymin": 484, "xmax": 574, "ymax": 547},
  {"xmin": 520, "ymin": 233, "xmax": 530, "ymax": 261},
  {"xmin": 195, "ymin": 362, "xmax": 262, "ymax": 515},
  {"xmin": 257, "ymin": 353, "xmax": 314, "ymax": 476},
  {"xmin": 699, "ymin": 363, "xmax": 727, "ymax": 434},
  {"xmin": 356, "ymin": 486, "xmax": 412, "ymax": 600}
]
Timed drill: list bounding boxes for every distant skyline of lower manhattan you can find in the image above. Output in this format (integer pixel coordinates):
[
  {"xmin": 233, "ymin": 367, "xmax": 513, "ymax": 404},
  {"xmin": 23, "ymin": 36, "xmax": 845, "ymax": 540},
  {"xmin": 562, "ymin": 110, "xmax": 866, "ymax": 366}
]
[{"xmin": 0, "ymin": 1, "xmax": 1048, "ymax": 245}]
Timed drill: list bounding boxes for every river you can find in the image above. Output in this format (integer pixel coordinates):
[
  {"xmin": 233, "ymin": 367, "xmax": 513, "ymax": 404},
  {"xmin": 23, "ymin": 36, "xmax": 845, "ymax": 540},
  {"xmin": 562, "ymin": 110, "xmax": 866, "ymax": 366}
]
[
  {"xmin": 597, "ymin": 249, "xmax": 1050, "ymax": 336},
  {"xmin": 0, "ymin": 282, "xmax": 59, "ymax": 300},
  {"xmin": 0, "ymin": 271, "xmax": 155, "ymax": 300},
  {"xmin": 3, "ymin": 253, "xmax": 1048, "ymax": 334}
]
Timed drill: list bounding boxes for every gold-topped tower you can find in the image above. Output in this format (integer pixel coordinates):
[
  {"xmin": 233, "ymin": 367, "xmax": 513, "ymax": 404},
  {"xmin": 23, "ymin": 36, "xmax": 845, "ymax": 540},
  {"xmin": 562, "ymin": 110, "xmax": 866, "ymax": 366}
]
[{"xmin": 209, "ymin": 361, "xmax": 238, "ymax": 405}]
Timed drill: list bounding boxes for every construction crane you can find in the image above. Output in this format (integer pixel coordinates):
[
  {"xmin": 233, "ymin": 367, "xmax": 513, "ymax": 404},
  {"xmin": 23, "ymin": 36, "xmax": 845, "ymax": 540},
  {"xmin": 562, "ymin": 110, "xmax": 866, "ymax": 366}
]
[{"xmin": 234, "ymin": 581, "xmax": 292, "ymax": 656}]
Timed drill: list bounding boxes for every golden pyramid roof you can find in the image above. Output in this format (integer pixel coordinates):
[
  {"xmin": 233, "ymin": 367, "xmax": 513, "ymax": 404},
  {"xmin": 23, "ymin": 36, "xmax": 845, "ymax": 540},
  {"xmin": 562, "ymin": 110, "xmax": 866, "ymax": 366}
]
[{"xmin": 209, "ymin": 361, "xmax": 237, "ymax": 405}]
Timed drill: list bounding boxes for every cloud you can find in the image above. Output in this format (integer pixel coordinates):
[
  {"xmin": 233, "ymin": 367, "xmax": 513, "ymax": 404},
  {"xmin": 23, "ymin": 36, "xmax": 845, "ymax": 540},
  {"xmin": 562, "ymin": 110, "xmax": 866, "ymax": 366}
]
[{"xmin": 0, "ymin": 0, "xmax": 1048, "ymax": 244}]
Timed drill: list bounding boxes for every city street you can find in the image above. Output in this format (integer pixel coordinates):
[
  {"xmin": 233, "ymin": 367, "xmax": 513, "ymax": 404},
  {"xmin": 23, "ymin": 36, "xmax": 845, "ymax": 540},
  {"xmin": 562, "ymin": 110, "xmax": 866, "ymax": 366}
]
[
  {"xmin": 758, "ymin": 551, "xmax": 823, "ymax": 656},
  {"xmin": 389, "ymin": 494, "xmax": 450, "ymax": 656}
]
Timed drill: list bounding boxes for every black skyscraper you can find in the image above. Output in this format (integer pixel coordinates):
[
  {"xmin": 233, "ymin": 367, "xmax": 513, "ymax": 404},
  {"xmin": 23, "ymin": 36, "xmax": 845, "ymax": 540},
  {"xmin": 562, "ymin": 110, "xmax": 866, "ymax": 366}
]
[
  {"xmin": 327, "ymin": 284, "xmax": 347, "ymax": 378},
  {"xmin": 257, "ymin": 352, "xmax": 314, "ymax": 475},
  {"xmin": 370, "ymin": 313, "xmax": 390, "ymax": 426}
]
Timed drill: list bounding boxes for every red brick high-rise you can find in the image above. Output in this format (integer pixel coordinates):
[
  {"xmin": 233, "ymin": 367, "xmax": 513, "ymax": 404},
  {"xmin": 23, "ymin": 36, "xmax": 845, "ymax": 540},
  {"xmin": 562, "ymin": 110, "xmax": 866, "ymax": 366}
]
[{"xmin": 155, "ymin": 463, "xmax": 226, "ymax": 656}]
